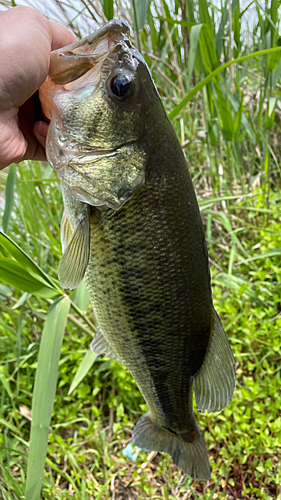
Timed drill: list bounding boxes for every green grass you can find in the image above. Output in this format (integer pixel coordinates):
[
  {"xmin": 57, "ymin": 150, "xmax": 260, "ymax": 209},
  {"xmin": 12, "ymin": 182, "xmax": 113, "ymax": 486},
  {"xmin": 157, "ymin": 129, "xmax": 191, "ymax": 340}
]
[
  {"xmin": 1, "ymin": 156, "xmax": 280, "ymax": 500},
  {"xmin": 1, "ymin": 0, "xmax": 281, "ymax": 498}
]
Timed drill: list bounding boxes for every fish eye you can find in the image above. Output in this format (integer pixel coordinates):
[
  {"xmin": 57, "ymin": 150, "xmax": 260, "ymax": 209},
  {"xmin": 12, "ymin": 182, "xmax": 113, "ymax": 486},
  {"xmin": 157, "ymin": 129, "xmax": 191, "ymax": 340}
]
[{"xmin": 110, "ymin": 73, "xmax": 134, "ymax": 100}]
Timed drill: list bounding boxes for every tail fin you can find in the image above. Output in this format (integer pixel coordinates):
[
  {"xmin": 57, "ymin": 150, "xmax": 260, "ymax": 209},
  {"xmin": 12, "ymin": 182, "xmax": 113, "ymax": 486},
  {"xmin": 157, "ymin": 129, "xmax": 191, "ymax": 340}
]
[{"xmin": 132, "ymin": 412, "xmax": 211, "ymax": 481}]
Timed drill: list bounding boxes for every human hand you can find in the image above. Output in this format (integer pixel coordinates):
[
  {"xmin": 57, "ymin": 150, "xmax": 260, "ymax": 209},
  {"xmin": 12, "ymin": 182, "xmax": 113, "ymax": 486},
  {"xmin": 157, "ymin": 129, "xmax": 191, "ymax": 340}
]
[{"xmin": 0, "ymin": 6, "xmax": 76, "ymax": 169}]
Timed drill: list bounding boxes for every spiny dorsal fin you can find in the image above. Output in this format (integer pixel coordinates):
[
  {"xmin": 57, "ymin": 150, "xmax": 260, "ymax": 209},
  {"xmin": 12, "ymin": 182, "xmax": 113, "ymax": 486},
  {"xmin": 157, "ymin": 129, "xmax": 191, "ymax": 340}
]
[
  {"xmin": 58, "ymin": 212, "xmax": 90, "ymax": 290},
  {"xmin": 193, "ymin": 308, "xmax": 236, "ymax": 413},
  {"xmin": 61, "ymin": 211, "xmax": 73, "ymax": 253},
  {"xmin": 90, "ymin": 328, "xmax": 122, "ymax": 364}
]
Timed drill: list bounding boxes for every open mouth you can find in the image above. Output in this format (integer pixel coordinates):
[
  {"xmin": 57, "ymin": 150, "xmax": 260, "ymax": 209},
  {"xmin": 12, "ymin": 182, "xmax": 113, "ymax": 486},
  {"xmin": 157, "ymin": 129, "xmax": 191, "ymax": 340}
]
[
  {"xmin": 39, "ymin": 20, "xmax": 131, "ymax": 119},
  {"xmin": 49, "ymin": 20, "xmax": 130, "ymax": 85}
]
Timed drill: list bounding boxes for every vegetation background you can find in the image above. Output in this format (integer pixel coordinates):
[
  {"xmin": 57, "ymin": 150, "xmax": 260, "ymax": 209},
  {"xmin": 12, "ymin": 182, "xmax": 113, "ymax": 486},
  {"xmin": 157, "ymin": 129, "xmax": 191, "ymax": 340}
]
[{"xmin": 0, "ymin": 0, "xmax": 281, "ymax": 499}]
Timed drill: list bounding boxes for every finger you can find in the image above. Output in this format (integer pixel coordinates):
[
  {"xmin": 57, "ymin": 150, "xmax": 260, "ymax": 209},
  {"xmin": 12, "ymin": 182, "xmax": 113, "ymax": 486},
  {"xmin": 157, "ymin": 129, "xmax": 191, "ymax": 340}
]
[
  {"xmin": 21, "ymin": 141, "xmax": 47, "ymax": 163},
  {"xmin": 33, "ymin": 120, "xmax": 48, "ymax": 149},
  {"xmin": 47, "ymin": 19, "xmax": 77, "ymax": 52}
]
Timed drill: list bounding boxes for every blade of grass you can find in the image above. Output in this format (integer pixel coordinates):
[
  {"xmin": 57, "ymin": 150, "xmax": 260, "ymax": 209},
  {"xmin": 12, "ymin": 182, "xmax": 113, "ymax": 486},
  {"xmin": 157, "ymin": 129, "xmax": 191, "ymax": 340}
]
[
  {"xmin": 132, "ymin": 0, "xmax": 150, "ymax": 31},
  {"xmin": 169, "ymin": 46, "xmax": 281, "ymax": 120},
  {"xmin": 240, "ymin": 248, "xmax": 281, "ymax": 263},
  {"xmin": 2, "ymin": 165, "xmax": 15, "ymax": 234},
  {"xmin": 71, "ymin": 281, "xmax": 90, "ymax": 312},
  {"xmin": 188, "ymin": 24, "xmax": 203, "ymax": 83},
  {"xmin": 68, "ymin": 349, "xmax": 97, "ymax": 395},
  {"xmin": 25, "ymin": 296, "xmax": 70, "ymax": 500},
  {"xmin": 0, "ymin": 258, "xmax": 57, "ymax": 298},
  {"xmin": 102, "ymin": 0, "xmax": 113, "ymax": 20},
  {"xmin": 0, "ymin": 231, "xmax": 61, "ymax": 293}
]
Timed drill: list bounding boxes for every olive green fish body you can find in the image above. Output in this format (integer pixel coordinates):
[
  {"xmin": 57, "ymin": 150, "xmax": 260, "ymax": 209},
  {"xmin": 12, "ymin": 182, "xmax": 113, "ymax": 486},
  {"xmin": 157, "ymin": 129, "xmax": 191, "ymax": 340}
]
[
  {"xmin": 83, "ymin": 141, "xmax": 211, "ymax": 431},
  {"xmin": 42, "ymin": 20, "xmax": 236, "ymax": 480}
]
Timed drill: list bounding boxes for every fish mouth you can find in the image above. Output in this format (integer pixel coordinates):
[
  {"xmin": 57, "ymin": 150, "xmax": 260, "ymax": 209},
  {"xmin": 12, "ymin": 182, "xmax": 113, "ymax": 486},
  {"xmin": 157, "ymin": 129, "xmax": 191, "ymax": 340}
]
[
  {"xmin": 49, "ymin": 20, "xmax": 131, "ymax": 85},
  {"xmin": 40, "ymin": 20, "xmax": 133, "ymax": 119}
]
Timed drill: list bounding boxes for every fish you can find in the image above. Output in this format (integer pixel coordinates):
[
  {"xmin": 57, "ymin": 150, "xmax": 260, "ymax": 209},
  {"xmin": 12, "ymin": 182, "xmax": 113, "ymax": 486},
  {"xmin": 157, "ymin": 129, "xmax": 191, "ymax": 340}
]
[{"xmin": 39, "ymin": 20, "xmax": 236, "ymax": 481}]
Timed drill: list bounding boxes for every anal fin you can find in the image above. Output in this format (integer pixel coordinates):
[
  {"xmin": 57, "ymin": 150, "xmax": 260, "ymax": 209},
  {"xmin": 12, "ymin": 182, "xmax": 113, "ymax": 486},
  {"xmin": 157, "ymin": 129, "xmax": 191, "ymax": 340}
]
[
  {"xmin": 193, "ymin": 308, "xmax": 236, "ymax": 413},
  {"xmin": 90, "ymin": 328, "xmax": 122, "ymax": 364}
]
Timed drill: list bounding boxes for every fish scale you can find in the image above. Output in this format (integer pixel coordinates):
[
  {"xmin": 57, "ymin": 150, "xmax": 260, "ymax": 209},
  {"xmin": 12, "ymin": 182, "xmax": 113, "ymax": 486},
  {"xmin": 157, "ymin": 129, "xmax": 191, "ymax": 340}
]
[{"xmin": 40, "ymin": 19, "xmax": 236, "ymax": 480}]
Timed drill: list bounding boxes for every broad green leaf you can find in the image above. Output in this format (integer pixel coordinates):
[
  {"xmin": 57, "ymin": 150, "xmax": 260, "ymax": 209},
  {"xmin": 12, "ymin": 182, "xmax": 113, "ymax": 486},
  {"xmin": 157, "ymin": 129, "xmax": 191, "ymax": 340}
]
[
  {"xmin": 2, "ymin": 164, "xmax": 15, "ymax": 233},
  {"xmin": 71, "ymin": 281, "xmax": 90, "ymax": 312},
  {"xmin": 198, "ymin": 25, "xmax": 220, "ymax": 77},
  {"xmin": 267, "ymin": 50, "xmax": 281, "ymax": 71},
  {"xmin": 189, "ymin": 24, "xmax": 203, "ymax": 83},
  {"xmin": 233, "ymin": 0, "xmax": 241, "ymax": 58},
  {"xmin": 25, "ymin": 296, "xmax": 70, "ymax": 500},
  {"xmin": 198, "ymin": 0, "xmax": 214, "ymax": 35},
  {"xmin": 271, "ymin": 0, "xmax": 278, "ymax": 24},
  {"xmin": 266, "ymin": 97, "xmax": 277, "ymax": 129},
  {"xmin": 68, "ymin": 349, "xmax": 97, "ymax": 395},
  {"xmin": 0, "ymin": 258, "xmax": 56, "ymax": 298},
  {"xmin": 186, "ymin": 0, "xmax": 196, "ymax": 23},
  {"xmin": 132, "ymin": 0, "xmax": 150, "ymax": 31},
  {"xmin": 102, "ymin": 0, "xmax": 113, "ymax": 20},
  {"xmin": 0, "ymin": 231, "xmax": 60, "ymax": 293},
  {"xmin": 213, "ymin": 83, "xmax": 234, "ymax": 140},
  {"xmin": 169, "ymin": 46, "xmax": 281, "ymax": 120}
]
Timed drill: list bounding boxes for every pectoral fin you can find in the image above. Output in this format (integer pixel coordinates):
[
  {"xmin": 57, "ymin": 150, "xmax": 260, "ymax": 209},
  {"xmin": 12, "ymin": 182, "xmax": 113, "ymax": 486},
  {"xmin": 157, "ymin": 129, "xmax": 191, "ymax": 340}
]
[
  {"xmin": 58, "ymin": 212, "xmax": 90, "ymax": 290},
  {"xmin": 60, "ymin": 211, "xmax": 73, "ymax": 253},
  {"xmin": 193, "ymin": 308, "xmax": 236, "ymax": 413},
  {"xmin": 90, "ymin": 328, "xmax": 122, "ymax": 364}
]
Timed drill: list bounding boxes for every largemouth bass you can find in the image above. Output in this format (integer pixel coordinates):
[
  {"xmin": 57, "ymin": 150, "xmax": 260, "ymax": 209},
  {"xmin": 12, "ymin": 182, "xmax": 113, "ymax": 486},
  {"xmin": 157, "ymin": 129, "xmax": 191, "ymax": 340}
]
[{"xmin": 40, "ymin": 20, "xmax": 235, "ymax": 481}]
